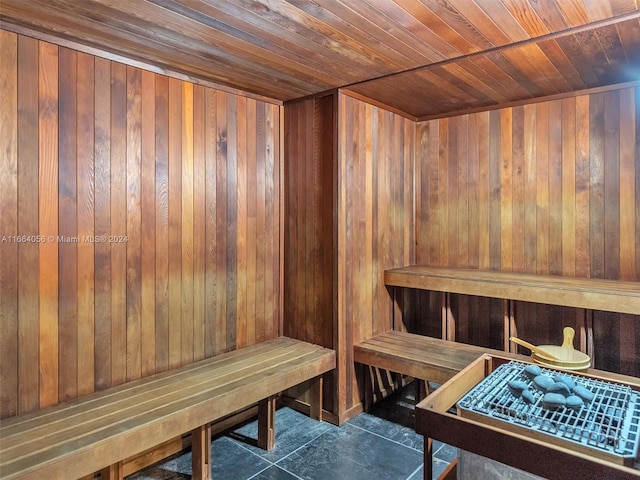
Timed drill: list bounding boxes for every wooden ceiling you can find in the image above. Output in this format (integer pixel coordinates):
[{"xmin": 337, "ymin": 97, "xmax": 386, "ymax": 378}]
[{"xmin": 2, "ymin": 0, "xmax": 640, "ymax": 119}]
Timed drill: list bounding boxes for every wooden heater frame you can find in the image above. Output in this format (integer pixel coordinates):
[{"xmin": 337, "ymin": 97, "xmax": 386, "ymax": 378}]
[{"xmin": 416, "ymin": 354, "xmax": 640, "ymax": 480}]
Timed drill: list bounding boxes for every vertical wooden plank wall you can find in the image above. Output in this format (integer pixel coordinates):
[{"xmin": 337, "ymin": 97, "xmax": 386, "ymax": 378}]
[
  {"xmin": 283, "ymin": 92, "xmax": 415, "ymax": 420},
  {"xmin": 283, "ymin": 94, "xmax": 336, "ymax": 413},
  {"xmin": 0, "ymin": 32, "xmax": 282, "ymax": 419},
  {"xmin": 338, "ymin": 93, "xmax": 415, "ymax": 417},
  {"xmin": 415, "ymin": 88, "xmax": 639, "ymax": 376},
  {"xmin": 283, "ymin": 95, "xmax": 335, "ymax": 350}
]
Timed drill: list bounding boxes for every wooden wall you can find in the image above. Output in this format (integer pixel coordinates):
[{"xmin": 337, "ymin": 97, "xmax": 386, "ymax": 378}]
[
  {"xmin": 337, "ymin": 93, "xmax": 415, "ymax": 417},
  {"xmin": 283, "ymin": 94, "xmax": 336, "ymax": 413},
  {"xmin": 283, "ymin": 92, "xmax": 415, "ymax": 420},
  {"xmin": 284, "ymin": 94, "xmax": 335, "ymax": 350},
  {"xmin": 0, "ymin": 31, "xmax": 282, "ymax": 419},
  {"xmin": 414, "ymin": 88, "xmax": 640, "ymax": 376},
  {"xmin": 2, "ymin": 28, "xmax": 638, "ymax": 425}
]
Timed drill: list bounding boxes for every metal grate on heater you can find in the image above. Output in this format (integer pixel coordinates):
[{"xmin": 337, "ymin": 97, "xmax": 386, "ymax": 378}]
[{"xmin": 457, "ymin": 361, "xmax": 640, "ymax": 462}]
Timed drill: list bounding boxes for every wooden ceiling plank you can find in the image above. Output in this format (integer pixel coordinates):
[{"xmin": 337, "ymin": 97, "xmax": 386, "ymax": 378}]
[
  {"xmin": 519, "ymin": 42, "xmax": 574, "ymax": 93},
  {"xmin": 555, "ymin": 0, "xmax": 592, "ymax": 26},
  {"xmin": 347, "ymin": 71, "xmax": 459, "ymax": 120},
  {"xmin": 607, "ymin": 0, "xmax": 639, "ymax": 16},
  {"xmin": 149, "ymin": 0, "xmax": 380, "ymax": 83},
  {"xmin": 1, "ymin": 1, "xmax": 314, "ymax": 99},
  {"xmin": 527, "ymin": 0, "xmax": 571, "ymax": 31},
  {"xmin": 464, "ymin": 55, "xmax": 534, "ymax": 101},
  {"xmin": 89, "ymin": 0, "xmax": 414, "ymax": 88},
  {"xmin": 414, "ymin": 68, "xmax": 482, "ymax": 105},
  {"xmin": 593, "ymin": 23, "xmax": 636, "ymax": 84},
  {"xmin": 226, "ymin": 0, "xmax": 407, "ymax": 72},
  {"xmin": 365, "ymin": 0, "xmax": 463, "ymax": 58},
  {"xmin": 571, "ymin": 28, "xmax": 618, "ymax": 86},
  {"xmin": 224, "ymin": 0, "xmax": 424, "ymax": 75},
  {"xmin": 441, "ymin": 61, "xmax": 512, "ymax": 104},
  {"xmin": 359, "ymin": 0, "xmax": 456, "ymax": 62},
  {"xmin": 245, "ymin": 0, "xmax": 430, "ymax": 73},
  {"xmin": 616, "ymin": 18, "xmax": 640, "ymax": 66},
  {"xmin": 228, "ymin": 0, "xmax": 409, "ymax": 73},
  {"xmin": 321, "ymin": 0, "xmax": 445, "ymax": 64},
  {"xmin": 595, "ymin": 22, "xmax": 629, "ymax": 64},
  {"xmin": 408, "ymin": 0, "xmax": 498, "ymax": 51},
  {"xmin": 555, "ymin": 32, "xmax": 604, "ymax": 88},
  {"xmin": 494, "ymin": 0, "xmax": 550, "ymax": 37},
  {"xmin": 22, "ymin": 0, "xmax": 333, "ymax": 97},
  {"xmin": 581, "ymin": 0, "xmax": 615, "ymax": 21},
  {"xmin": 536, "ymin": 38, "xmax": 589, "ymax": 92},
  {"xmin": 350, "ymin": 77, "xmax": 437, "ymax": 116},
  {"xmin": 500, "ymin": 44, "xmax": 564, "ymax": 95},
  {"xmin": 483, "ymin": 50, "xmax": 549, "ymax": 99},
  {"xmin": 431, "ymin": 64, "xmax": 500, "ymax": 106},
  {"xmin": 308, "ymin": 0, "xmax": 434, "ymax": 66},
  {"xmin": 444, "ymin": 0, "xmax": 514, "ymax": 45},
  {"xmin": 473, "ymin": 0, "xmax": 532, "ymax": 42},
  {"xmin": 397, "ymin": 0, "xmax": 480, "ymax": 55},
  {"xmin": 88, "ymin": 0, "xmax": 349, "ymax": 89},
  {"xmin": 2, "ymin": 0, "xmax": 639, "ymax": 116}
]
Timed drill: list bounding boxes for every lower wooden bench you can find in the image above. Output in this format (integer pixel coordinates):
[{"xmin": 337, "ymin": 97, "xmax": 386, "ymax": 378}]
[
  {"xmin": 354, "ymin": 330, "xmax": 519, "ymax": 406},
  {"xmin": 0, "ymin": 337, "xmax": 336, "ymax": 480}
]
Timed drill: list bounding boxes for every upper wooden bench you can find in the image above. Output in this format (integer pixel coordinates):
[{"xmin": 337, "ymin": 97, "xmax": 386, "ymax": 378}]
[
  {"xmin": 356, "ymin": 266, "xmax": 640, "ymax": 406},
  {"xmin": 0, "ymin": 337, "xmax": 335, "ymax": 480},
  {"xmin": 384, "ymin": 265, "xmax": 640, "ymax": 314}
]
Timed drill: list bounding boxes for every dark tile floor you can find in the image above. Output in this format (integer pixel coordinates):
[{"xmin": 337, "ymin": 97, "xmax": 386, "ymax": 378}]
[{"xmin": 127, "ymin": 382, "xmax": 454, "ymax": 480}]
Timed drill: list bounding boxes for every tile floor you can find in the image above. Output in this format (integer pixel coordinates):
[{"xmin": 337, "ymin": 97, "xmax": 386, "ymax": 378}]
[{"xmin": 127, "ymin": 382, "xmax": 455, "ymax": 480}]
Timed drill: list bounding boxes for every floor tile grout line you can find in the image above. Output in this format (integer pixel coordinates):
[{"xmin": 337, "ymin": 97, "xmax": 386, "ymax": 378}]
[
  {"xmin": 223, "ymin": 436, "xmax": 278, "ymax": 467},
  {"xmin": 406, "ymin": 463, "xmax": 423, "ymax": 480},
  {"xmin": 246, "ymin": 463, "xmax": 305, "ymax": 480},
  {"xmin": 225, "ymin": 418, "xmax": 336, "ymax": 471},
  {"xmin": 246, "ymin": 465, "xmax": 273, "ymax": 480},
  {"xmin": 346, "ymin": 421, "xmax": 424, "ymax": 454},
  {"xmin": 272, "ymin": 426, "xmax": 337, "ymax": 465},
  {"xmin": 270, "ymin": 463, "xmax": 307, "ymax": 480}
]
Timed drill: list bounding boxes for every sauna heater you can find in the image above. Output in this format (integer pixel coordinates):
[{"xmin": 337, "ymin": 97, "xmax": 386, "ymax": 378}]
[{"xmin": 456, "ymin": 361, "xmax": 640, "ymax": 468}]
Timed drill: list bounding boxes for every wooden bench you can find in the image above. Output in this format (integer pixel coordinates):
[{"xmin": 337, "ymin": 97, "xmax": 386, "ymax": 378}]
[
  {"xmin": 357, "ymin": 266, "xmax": 640, "ymax": 479},
  {"xmin": 355, "ymin": 265, "xmax": 639, "ymax": 402},
  {"xmin": 384, "ymin": 265, "xmax": 640, "ymax": 315},
  {"xmin": 354, "ymin": 330, "xmax": 520, "ymax": 407},
  {"xmin": 0, "ymin": 337, "xmax": 335, "ymax": 480}
]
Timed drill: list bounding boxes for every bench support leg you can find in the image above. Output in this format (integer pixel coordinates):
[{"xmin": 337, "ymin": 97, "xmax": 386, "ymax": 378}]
[
  {"xmin": 258, "ymin": 395, "xmax": 276, "ymax": 450},
  {"xmin": 363, "ymin": 366, "xmax": 373, "ymax": 412},
  {"xmin": 191, "ymin": 424, "xmax": 211, "ymax": 480},
  {"xmin": 309, "ymin": 375, "xmax": 323, "ymax": 421},
  {"xmin": 192, "ymin": 424, "xmax": 212, "ymax": 480},
  {"xmin": 100, "ymin": 461, "xmax": 123, "ymax": 480},
  {"xmin": 424, "ymin": 437, "xmax": 433, "ymax": 480}
]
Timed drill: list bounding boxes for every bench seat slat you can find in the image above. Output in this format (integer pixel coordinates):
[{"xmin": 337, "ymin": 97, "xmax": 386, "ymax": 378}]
[
  {"xmin": 360, "ymin": 335, "xmax": 496, "ymax": 367},
  {"xmin": 0, "ymin": 337, "xmax": 298, "ymax": 436},
  {"xmin": 1, "ymin": 340, "xmax": 311, "ymax": 444},
  {"xmin": 358, "ymin": 338, "xmax": 479, "ymax": 372},
  {"xmin": 354, "ymin": 330, "xmax": 516, "ymax": 384},
  {"xmin": 4, "ymin": 344, "xmax": 326, "ymax": 462},
  {"xmin": 0, "ymin": 337, "xmax": 335, "ymax": 480},
  {"xmin": 384, "ymin": 266, "xmax": 640, "ymax": 315}
]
